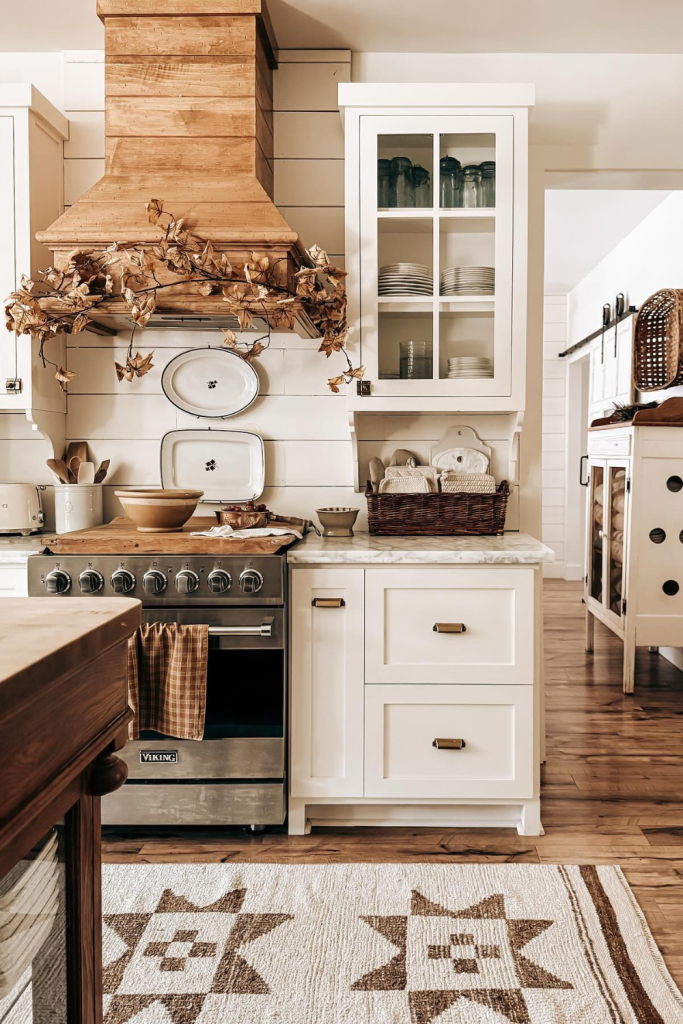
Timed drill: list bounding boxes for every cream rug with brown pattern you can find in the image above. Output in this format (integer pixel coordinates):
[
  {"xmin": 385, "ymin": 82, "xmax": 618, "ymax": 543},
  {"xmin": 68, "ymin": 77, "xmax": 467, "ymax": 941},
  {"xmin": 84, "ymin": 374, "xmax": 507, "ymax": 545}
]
[{"xmin": 102, "ymin": 863, "xmax": 683, "ymax": 1023}]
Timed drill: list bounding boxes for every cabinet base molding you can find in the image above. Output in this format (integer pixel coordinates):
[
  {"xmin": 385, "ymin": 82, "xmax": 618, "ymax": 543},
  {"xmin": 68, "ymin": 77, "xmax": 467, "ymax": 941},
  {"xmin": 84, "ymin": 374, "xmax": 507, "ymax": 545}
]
[{"xmin": 288, "ymin": 798, "xmax": 543, "ymax": 837}]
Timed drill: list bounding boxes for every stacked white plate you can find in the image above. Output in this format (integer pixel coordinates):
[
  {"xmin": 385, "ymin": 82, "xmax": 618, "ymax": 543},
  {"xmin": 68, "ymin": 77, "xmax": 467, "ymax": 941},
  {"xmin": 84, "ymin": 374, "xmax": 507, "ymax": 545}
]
[
  {"xmin": 379, "ymin": 263, "xmax": 432, "ymax": 296},
  {"xmin": 447, "ymin": 356, "xmax": 494, "ymax": 379},
  {"xmin": 441, "ymin": 265, "xmax": 495, "ymax": 296}
]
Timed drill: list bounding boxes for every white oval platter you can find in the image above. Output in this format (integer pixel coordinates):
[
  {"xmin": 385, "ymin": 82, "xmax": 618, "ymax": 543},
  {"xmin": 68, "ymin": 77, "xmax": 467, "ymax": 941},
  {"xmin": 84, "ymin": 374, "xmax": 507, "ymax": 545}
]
[{"xmin": 161, "ymin": 347, "xmax": 259, "ymax": 419}]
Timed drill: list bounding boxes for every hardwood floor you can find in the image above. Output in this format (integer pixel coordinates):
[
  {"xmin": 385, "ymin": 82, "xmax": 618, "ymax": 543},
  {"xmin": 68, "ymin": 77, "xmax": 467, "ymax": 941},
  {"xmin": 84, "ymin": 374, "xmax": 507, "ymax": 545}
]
[{"xmin": 102, "ymin": 579, "xmax": 683, "ymax": 985}]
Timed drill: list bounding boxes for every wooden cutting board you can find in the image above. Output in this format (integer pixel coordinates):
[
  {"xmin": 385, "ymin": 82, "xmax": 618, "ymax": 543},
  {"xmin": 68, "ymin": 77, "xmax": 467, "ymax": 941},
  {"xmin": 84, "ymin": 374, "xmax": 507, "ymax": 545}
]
[{"xmin": 44, "ymin": 517, "xmax": 302, "ymax": 555}]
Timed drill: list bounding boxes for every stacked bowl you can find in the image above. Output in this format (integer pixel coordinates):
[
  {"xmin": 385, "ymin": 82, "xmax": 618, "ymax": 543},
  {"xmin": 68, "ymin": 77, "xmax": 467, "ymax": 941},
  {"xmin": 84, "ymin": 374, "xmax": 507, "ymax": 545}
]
[
  {"xmin": 378, "ymin": 263, "xmax": 432, "ymax": 296},
  {"xmin": 447, "ymin": 356, "xmax": 494, "ymax": 379},
  {"xmin": 440, "ymin": 266, "xmax": 495, "ymax": 296}
]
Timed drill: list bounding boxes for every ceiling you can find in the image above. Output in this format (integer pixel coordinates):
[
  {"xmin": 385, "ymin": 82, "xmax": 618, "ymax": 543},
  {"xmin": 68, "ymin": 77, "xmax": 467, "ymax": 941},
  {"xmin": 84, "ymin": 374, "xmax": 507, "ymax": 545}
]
[
  {"xmin": 544, "ymin": 190, "xmax": 671, "ymax": 293},
  {"xmin": 5, "ymin": 0, "xmax": 683, "ymax": 52}
]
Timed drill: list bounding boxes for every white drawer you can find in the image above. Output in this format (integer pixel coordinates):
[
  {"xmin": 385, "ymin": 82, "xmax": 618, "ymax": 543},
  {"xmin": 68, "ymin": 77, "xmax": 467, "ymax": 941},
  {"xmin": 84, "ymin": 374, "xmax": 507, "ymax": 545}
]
[
  {"xmin": 364, "ymin": 684, "xmax": 535, "ymax": 799},
  {"xmin": 587, "ymin": 428, "xmax": 632, "ymax": 457},
  {"xmin": 365, "ymin": 567, "xmax": 534, "ymax": 685}
]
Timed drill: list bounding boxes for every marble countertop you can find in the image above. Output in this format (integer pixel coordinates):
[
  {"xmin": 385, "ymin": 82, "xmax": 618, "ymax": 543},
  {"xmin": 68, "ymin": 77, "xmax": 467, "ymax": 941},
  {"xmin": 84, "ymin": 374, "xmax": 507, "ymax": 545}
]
[
  {"xmin": 0, "ymin": 535, "xmax": 47, "ymax": 561},
  {"xmin": 287, "ymin": 532, "xmax": 554, "ymax": 565}
]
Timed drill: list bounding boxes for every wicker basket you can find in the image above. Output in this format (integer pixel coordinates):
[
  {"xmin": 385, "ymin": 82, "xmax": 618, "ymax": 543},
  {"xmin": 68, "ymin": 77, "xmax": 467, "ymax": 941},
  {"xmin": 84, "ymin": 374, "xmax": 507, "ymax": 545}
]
[
  {"xmin": 633, "ymin": 289, "xmax": 683, "ymax": 392},
  {"xmin": 365, "ymin": 481, "xmax": 510, "ymax": 536}
]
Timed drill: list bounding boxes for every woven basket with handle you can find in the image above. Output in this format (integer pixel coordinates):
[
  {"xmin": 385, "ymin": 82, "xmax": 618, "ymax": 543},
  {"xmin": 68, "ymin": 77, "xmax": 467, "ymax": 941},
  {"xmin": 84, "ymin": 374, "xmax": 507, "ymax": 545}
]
[
  {"xmin": 633, "ymin": 289, "xmax": 683, "ymax": 391},
  {"xmin": 365, "ymin": 481, "xmax": 510, "ymax": 536}
]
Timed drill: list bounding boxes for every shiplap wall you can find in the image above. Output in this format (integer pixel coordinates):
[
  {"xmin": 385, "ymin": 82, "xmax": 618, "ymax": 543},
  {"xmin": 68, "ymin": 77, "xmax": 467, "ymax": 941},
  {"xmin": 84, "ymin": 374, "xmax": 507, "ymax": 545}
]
[
  {"xmin": 541, "ymin": 294, "xmax": 567, "ymax": 576},
  {"xmin": 0, "ymin": 48, "xmax": 518, "ymax": 531}
]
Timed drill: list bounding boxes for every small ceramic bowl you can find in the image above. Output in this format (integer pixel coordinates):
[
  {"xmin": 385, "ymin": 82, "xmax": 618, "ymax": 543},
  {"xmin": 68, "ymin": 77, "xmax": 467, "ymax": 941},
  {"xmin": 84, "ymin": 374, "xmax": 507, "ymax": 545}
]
[
  {"xmin": 115, "ymin": 488, "xmax": 203, "ymax": 533},
  {"xmin": 214, "ymin": 509, "xmax": 269, "ymax": 530},
  {"xmin": 316, "ymin": 506, "xmax": 359, "ymax": 537}
]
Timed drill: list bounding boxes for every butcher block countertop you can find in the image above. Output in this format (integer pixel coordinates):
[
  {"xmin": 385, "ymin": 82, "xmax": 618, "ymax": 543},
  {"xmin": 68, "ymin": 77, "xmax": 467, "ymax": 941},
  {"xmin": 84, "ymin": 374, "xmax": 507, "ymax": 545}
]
[
  {"xmin": 0, "ymin": 598, "xmax": 140, "ymax": 701},
  {"xmin": 43, "ymin": 516, "xmax": 301, "ymax": 555},
  {"xmin": 287, "ymin": 531, "xmax": 554, "ymax": 565}
]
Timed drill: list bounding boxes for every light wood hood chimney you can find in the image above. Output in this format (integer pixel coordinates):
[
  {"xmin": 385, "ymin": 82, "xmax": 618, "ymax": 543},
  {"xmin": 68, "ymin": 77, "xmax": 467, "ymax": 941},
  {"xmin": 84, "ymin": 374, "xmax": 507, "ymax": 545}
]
[{"xmin": 37, "ymin": 0, "xmax": 310, "ymax": 330}]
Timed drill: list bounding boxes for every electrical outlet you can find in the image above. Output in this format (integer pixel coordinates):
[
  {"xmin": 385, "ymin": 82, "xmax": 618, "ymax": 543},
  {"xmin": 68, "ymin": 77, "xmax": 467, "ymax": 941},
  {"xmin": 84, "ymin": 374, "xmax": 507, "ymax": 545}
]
[{"xmin": 5, "ymin": 378, "xmax": 22, "ymax": 394}]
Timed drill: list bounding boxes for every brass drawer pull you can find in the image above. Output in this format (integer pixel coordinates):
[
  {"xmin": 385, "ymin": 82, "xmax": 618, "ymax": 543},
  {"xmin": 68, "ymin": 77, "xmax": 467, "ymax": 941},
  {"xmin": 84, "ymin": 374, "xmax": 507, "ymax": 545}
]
[
  {"xmin": 433, "ymin": 622, "xmax": 466, "ymax": 633},
  {"xmin": 433, "ymin": 738, "xmax": 466, "ymax": 750},
  {"xmin": 312, "ymin": 597, "xmax": 346, "ymax": 608}
]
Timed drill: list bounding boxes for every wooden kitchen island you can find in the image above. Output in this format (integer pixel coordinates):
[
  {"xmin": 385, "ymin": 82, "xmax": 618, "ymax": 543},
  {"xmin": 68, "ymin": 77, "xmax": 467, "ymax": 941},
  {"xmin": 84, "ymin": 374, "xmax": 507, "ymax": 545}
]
[{"xmin": 0, "ymin": 598, "xmax": 140, "ymax": 1024}]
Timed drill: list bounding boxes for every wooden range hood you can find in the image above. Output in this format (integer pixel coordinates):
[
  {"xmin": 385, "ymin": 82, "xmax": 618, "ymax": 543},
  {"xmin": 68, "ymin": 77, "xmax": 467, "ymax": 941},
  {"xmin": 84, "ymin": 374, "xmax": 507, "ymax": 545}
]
[{"xmin": 36, "ymin": 0, "xmax": 315, "ymax": 336}]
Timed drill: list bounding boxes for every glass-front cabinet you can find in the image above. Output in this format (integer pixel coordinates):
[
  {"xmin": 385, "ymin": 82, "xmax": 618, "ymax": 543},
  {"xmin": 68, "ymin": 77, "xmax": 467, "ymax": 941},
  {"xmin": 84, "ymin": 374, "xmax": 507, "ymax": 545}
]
[
  {"xmin": 586, "ymin": 457, "xmax": 629, "ymax": 629},
  {"xmin": 340, "ymin": 86, "xmax": 534, "ymax": 411}
]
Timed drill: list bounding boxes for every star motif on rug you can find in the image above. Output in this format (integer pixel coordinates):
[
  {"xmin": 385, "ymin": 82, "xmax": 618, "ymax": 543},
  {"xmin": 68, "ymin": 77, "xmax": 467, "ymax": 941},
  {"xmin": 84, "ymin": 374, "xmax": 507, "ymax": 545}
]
[
  {"xmin": 102, "ymin": 886, "xmax": 292, "ymax": 1024},
  {"xmin": 351, "ymin": 889, "xmax": 572, "ymax": 1024}
]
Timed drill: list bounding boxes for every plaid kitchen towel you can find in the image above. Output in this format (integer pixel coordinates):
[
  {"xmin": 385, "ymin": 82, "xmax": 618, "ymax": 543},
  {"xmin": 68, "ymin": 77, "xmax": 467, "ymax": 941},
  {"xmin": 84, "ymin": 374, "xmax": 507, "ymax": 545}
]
[{"xmin": 127, "ymin": 624, "xmax": 208, "ymax": 741}]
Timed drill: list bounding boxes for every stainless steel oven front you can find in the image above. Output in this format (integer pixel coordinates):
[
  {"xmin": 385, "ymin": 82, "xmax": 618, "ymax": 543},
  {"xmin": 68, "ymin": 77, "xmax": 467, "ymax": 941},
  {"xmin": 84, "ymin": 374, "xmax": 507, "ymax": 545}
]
[{"xmin": 103, "ymin": 604, "xmax": 287, "ymax": 827}]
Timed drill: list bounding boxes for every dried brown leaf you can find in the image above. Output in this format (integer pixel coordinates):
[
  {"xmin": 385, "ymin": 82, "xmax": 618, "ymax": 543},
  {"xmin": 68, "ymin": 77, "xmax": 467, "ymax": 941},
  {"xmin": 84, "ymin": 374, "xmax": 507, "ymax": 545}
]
[
  {"xmin": 146, "ymin": 199, "xmax": 164, "ymax": 224},
  {"xmin": 222, "ymin": 329, "xmax": 238, "ymax": 348},
  {"xmin": 55, "ymin": 366, "xmax": 77, "ymax": 391}
]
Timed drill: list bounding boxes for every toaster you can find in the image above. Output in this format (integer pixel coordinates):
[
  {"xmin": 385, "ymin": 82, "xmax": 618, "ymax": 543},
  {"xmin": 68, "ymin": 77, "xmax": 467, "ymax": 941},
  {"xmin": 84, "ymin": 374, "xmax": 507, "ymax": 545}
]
[{"xmin": 0, "ymin": 483, "xmax": 45, "ymax": 535}]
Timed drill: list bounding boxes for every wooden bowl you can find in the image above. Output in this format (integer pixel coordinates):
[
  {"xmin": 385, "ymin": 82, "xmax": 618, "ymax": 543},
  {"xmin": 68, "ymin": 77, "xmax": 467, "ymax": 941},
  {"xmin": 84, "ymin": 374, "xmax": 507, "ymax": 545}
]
[
  {"xmin": 115, "ymin": 488, "xmax": 203, "ymax": 532},
  {"xmin": 214, "ymin": 509, "xmax": 269, "ymax": 530}
]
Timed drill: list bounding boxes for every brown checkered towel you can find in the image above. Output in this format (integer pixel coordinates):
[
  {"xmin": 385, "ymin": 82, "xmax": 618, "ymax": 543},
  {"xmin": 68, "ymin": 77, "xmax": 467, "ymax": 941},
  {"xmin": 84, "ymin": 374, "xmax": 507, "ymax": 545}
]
[{"xmin": 127, "ymin": 624, "xmax": 208, "ymax": 741}]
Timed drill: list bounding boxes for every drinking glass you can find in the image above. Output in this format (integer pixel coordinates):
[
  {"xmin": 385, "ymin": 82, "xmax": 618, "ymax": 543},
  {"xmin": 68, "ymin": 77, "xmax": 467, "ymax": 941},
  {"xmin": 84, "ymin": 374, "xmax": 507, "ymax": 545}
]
[
  {"xmin": 439, "ymin": 156, "xmax": 462, "ymax": 208},
  {"xmin": 377, "ymin": 158, "xmax": 392, "ymax": 208},
  {"xmin": 391, "ymin": 157, "xmax": 415, "ymax": 207},
  {"xmin": 413, "ymin": 165, "xmax": 431, "ymax": 207},
  {"xmin": 461, "ymin": 165, "xmax": 482, "ymax": 208},
  {"xmin": 479, "ymin": 160, "xmax": 496, "ymax": 207},
  {"xmin": 399, "ymin": 340, "xmax": 433, "ymax": 379}
]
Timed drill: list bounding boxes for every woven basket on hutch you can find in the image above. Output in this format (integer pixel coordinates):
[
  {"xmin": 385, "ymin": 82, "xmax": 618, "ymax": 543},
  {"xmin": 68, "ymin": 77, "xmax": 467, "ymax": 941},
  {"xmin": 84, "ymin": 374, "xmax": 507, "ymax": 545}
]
[
  {"xmin": 633, "ymin": 289, "xmax": 683, "ymax": 392},
  {"xmin": 365, "ymin": 481, "xmax": 510, "ymax": 536}
]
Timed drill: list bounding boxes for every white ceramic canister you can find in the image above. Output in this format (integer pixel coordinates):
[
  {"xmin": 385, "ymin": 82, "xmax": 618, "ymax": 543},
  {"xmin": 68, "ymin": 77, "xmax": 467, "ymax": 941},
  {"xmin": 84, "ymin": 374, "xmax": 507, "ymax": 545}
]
[{"xmin": 54, "ymin": 484, "xmax": 103, "ymax": 534}]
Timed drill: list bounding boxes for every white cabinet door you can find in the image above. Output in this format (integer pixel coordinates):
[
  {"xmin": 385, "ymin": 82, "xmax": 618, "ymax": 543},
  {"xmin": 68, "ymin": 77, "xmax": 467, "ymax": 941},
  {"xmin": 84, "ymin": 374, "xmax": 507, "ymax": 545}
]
[
  {"xmin": 359, "ymin": 114, "xmax": 514, "ymax": 398},
  {"xmin": 365, "ymin": 567, "xmax": 534, "ymax": 685},
  {"xmin": 290, "ymin": 568, "xmax": 364, "ymax": 798},
  {"xmin": 0, "ymin": 116, "xmax": 19, "ymax": 396},
  {"xmin": 616, "ymin": 320, "xmax": 634, "ymax": 401},
  {"xmin": 0, "ymin": 564, "xmax": 28, "ymax": 597},
  {"xmin": 364, "ymin": 684, "xmax": 534, "ymax": 798}
]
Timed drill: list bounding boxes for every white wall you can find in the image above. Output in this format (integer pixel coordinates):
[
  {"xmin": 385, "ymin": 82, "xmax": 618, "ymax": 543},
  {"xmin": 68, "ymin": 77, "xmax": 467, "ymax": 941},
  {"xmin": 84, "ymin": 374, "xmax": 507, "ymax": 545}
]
[
  {"xmin": 541, "ymin": 295, "xmax": 567, "ymax": 575},
  {"xmin": 567, "ymin": 192, "xmax": 683, "ymax": 346}
]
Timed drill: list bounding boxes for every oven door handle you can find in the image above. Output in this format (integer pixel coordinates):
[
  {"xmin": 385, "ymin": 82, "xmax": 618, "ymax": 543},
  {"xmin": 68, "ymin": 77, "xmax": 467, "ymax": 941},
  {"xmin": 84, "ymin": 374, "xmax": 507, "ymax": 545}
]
[{"xmin": 208, "ymin": 617, "xmax": 274, "ymax": 638}]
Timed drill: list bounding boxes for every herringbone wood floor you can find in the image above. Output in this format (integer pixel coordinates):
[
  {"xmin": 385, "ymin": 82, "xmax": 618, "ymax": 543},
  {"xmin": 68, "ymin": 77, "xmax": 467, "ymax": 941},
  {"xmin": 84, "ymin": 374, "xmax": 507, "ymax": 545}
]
[{"xmin": 103, "ymin": 579, "xmax": 683, "ymax": 986}]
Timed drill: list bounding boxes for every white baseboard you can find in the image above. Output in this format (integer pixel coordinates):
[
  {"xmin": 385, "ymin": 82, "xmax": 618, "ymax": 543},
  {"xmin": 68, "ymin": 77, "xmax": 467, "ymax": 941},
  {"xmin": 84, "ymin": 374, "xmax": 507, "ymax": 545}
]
[{"xmin": 543, "ymin": 562, "xmax": 565, "ymax": 578}]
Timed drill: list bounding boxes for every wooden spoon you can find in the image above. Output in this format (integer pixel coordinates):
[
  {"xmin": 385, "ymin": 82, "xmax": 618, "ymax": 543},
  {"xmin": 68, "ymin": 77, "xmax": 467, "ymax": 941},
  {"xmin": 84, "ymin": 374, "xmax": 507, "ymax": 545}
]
[
  {"xmin": 94, "ymin": 460, "xmax": 110, "ymax": 483},
  {"xmin": 68, "ymin": 456, "xmax": 82, "ymax": 483},
  {"xmin": 46, "ymin": 459, "xmax": 71, "ymax": 484}
]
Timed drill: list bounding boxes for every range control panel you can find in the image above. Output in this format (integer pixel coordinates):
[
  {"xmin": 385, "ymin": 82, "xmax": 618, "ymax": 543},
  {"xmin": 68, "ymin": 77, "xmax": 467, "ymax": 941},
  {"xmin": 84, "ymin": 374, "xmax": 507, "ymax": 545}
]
[{"xmin": 27, "ymin": 554, "xmax": 285, "ymax": 606}]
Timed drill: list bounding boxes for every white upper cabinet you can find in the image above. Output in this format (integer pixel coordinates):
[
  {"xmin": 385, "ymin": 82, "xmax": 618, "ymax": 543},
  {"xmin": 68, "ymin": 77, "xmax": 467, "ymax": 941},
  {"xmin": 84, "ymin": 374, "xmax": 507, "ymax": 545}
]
[
  {"xmin": 339, "ymin": 84, "xmax": 534, "ymax": 413},
  {"xmin": 0, "ymin": 86, "xmax": 68, "ymax": 430}
]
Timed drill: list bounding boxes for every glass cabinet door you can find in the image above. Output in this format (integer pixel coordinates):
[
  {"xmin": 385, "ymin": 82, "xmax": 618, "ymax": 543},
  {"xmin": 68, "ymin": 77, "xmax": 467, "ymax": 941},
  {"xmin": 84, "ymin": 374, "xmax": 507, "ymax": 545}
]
[
  {"xmin": 359, "ymin": 114, "xmax": 513, "ymax": 397},
  {"xmin": 587, "ymin": 461, "xmax": 605, "ymax": 605},
  {"xmin": 605, "ymin": 462, "xmax": 628, "ymax": 621}
]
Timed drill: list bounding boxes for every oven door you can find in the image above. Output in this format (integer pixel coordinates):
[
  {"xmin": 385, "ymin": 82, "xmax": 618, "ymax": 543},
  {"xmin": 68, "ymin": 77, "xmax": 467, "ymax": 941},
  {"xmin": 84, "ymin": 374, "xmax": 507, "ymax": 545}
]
[{"xmin": 122, "ymin": 606, "xmax": 285, "ymax": 778}]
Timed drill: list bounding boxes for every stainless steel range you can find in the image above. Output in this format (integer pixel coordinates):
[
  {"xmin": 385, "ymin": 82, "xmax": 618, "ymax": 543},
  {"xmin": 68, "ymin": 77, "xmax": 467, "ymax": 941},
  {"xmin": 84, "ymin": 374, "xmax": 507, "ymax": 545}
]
[{"xmin": 28, "ymin": 551, "xmax": 287, "ymax": 828}]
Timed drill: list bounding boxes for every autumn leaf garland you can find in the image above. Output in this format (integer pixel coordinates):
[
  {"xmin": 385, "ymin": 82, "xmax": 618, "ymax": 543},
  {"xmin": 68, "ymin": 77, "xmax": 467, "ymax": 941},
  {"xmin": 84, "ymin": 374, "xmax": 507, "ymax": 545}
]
[{"xmin": 4, "ymin": 199, "xmax": 363, "ymax": 395}]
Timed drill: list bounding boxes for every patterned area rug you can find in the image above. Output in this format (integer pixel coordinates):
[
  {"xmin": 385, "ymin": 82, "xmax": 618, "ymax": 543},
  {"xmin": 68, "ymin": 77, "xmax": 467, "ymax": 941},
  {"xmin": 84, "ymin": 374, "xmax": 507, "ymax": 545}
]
[{"xmin": 102, "ymin": 862, "xmax": 683, "ymax": 1023}]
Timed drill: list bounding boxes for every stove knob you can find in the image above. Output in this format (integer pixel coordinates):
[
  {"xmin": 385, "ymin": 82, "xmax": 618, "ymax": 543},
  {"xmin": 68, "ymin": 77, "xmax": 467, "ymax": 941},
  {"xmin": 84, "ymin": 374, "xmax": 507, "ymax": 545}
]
[
  {"xmin": 207, "ymin": 569, "xmax": 232, "ymax": 594},
  {"xmin": 45, "ymin": 569, "xmax": 71, "ymax": 595},
  {"xmin": 142, "ymin": 570, "xmax": 167, "ymax": 595},
  {"xmin": 78, "ymin": 569, "xmax": 104, "ymax": 594},
  {"xmin": 239, "ymin": 568, "xmax": 264, "ymax": 595},
  {"xmin": 111, "ymin": 569, "xmax": 136, "ymax": 595},
  {"xmin": 175, "ymin": 569, "xmax": 200, "ymax": 595}
]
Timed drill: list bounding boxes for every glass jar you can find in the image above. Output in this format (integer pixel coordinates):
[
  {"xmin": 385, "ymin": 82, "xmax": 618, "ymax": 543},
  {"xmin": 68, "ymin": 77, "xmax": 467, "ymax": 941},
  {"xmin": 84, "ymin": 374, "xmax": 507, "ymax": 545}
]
[
  {"xmin": 377, "ymin": 158, "xmax": 392, "ymax": 208},
  {"xmin": 412, "ymin": 165, "xmax": 431, "ymax": 208},
  {"xmin": 399, "ymin": 340, "xmax": 433, "ymax": 380},
  {"xmin": 479, "ymin": 160, "xmax": 496, "ymax": 207},
  {"xmin": 391, "ymin": 156, "xmax": 415, "ymax": 207},
  {"xmin": 461, "ymin": 164, "xmax": 482, "ymax": 208},
  {"xmin": 439, "ymin": 156, "xmax": 462, "ymax": 208}
]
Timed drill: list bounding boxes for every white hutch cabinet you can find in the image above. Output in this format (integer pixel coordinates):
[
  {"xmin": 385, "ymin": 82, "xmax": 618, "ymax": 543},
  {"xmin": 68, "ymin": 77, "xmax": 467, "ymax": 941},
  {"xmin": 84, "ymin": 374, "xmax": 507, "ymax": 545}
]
[
  {"xmin": 0, "ymin": 85, "xmax": 68, "ymax": 450},
  {"xmin": 589, "ymin": 316, "xmax": 635, "ymax": 423},
  {"xmin": 338, "ymin": 84, "xmax": 534, "ymax": 414},
  {"xmin": 585, "ymin": 422, "xmax": 683, "ymax": 692}
]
